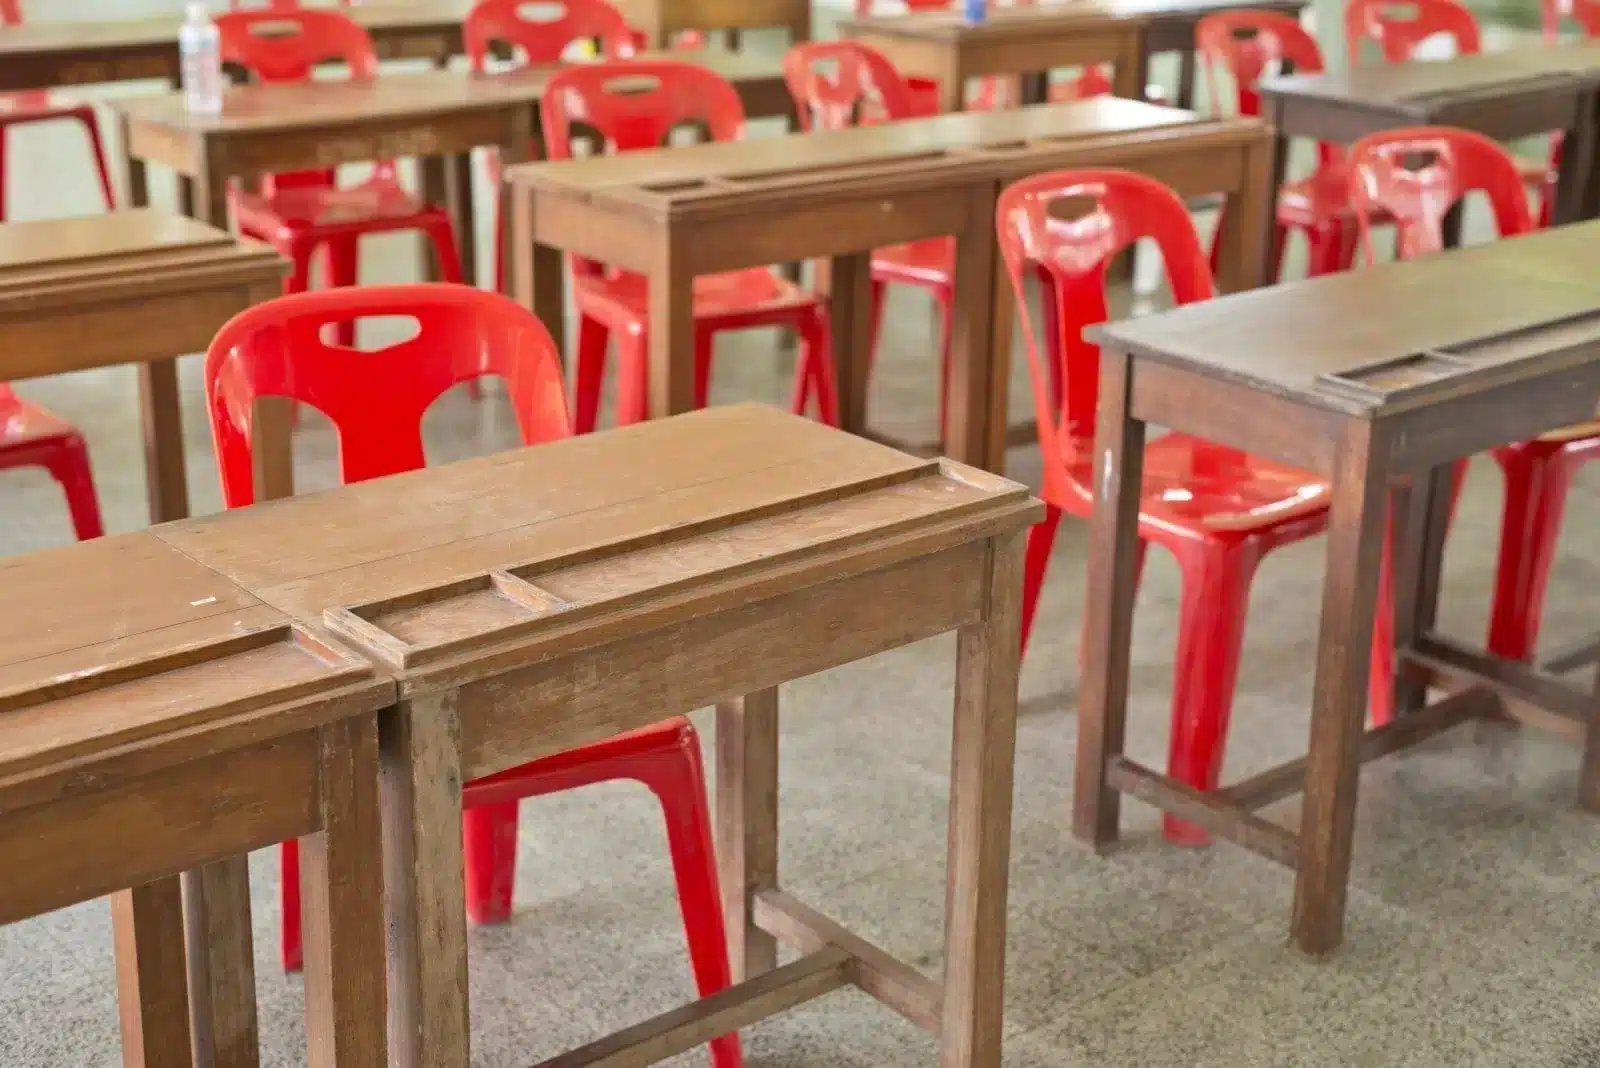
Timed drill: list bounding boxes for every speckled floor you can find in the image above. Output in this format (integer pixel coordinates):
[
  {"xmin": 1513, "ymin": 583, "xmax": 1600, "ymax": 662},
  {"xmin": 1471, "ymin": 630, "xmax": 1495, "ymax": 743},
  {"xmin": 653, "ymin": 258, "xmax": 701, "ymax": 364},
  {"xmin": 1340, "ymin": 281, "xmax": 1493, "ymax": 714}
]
[{"xmin": 3, "ymin": 3, "xmax": 1599, "ymax": 1066}]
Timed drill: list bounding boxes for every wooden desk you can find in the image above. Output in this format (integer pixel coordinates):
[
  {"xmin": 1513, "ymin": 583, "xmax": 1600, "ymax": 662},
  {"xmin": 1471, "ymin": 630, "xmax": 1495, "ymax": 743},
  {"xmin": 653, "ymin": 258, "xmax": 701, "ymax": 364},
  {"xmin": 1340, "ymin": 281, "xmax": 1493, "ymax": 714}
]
[
  {"xmin": 0, "ymin": 532, "xmax": 394, "ymax": 1068},
  {"xmin": 154, "ymin": 404, "xmax": 1042, "ymax": 1068},
  {"xmin": 1096, "ymin": 0, "xmax": 1308, "ymax": 109},
  {"xmin": 504, "ymin": 97, "xmax": 1270, "ymax": 472},
  {"xmin": 0, "ymin": 210, "xmax": 284, "ymax": 524},
  {"xmin": 0, "ymin": 1, "xmax": 483, "ymax": 94},
  {"xmin": 1075, "ymin": 221, "xmax": 1600, "ymax": 956},
  {"xmin": 1258, "ymin": 42, "xmax": 1600, "ymax": 281},
  {"xmin": 839, "ymin": 4, "xmax": 1148, "ymax": 111},
  {"xmin": 613, "ymin": 0, "xmax": 811, "ymax": 50}
]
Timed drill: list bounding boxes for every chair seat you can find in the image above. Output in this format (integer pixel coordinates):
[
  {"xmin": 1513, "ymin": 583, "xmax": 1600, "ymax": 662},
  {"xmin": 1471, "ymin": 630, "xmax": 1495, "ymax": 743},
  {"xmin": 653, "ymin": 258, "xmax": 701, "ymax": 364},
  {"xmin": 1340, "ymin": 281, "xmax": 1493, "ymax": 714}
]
[
  {"xmin": 1277, "ymin": 162, "xmax": 1370, "ymax": 226},
  {"xmin": 0, "ymin": 388, "xmax": 82, "ymax": 451},
  {"xmin": 1057, "ymin": 432, "xmax": 1332, "ymax": 535},
  {"xmin": 574, "ymin": 266, "xmax": 825, "ymax": 327},
  {"xmin": 231, "ymin": 176, "xmax": 440, "ymax": 238},
  {"xmin": 0, "ymin": 89, "xmax": 93, "ymax": 124},
  {"xmin": 871, "ymin": 237, "xmax": 955, "ymax": 288}
]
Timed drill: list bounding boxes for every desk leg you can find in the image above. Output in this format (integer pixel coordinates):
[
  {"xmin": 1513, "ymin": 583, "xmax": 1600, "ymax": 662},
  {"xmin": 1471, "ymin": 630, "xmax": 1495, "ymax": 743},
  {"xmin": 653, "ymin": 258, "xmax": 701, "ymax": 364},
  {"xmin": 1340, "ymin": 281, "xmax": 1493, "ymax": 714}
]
[
  {"xmin": 1292, "ymin": 419, "xmax": 1390, "ymax": 956},
  {"xmin": 418, "ymin": 156, "xmax": 448, "ymax": 282},
  {"xmin": 1580, "ymin": 663, "xmax": 1600, "ymax": 812},
  {"xmin": 444, "ymin": 151, "xmax": 478, "ymax": 288},
  {"xmin": 1112, "ymin": 32, "xmax": 1146, "ymax": 101},
  {"xmin": 302, "ymin": 715, "xmax": 387, "ymax": 1068},
  {"xmin": 1073, "ymin": 351, "xmax": 1147, "ymax": 849},
  {"xmin": 947, "ymin": 183, "xmax": 1007, "ymax": 472},
  {"xmin": 113, "ymin": 880, "xmax": 194, "ymax": 1068},
  {"xmin": 824, "ymin": 252, "xmax": 874, "ymax": 439},
  {"xmin": 1557, "ymin": 88, "xmax": 1600, "ymax": 224},
  {"xmin": 182, "ymin": 862, "xmax": 260, "ymax": 1068},
  {"xmin": 937, "ymin": 54, "xmax": 965, "ymax": 113},
  {"xmin": 940, "ymin": 530, "xmax": 1024, "ymax": 1068},
  {"xmin": 715, "ymin": 689, "xmax": 780, "ymax": 982},
  {"xmin": 1176, "ymin": 48, "xmax": 1198, "ymax": 110},
  {"xmin": 1389, "ymin": 466, "xmax": 1453, "ymax": 721},
  {"xmin": 1260, "ymin": 101, "xmax": 1291, "ymax": 288},
  {"xmin": 138, "ymin": 357, "xmax": 191, "ymax": 524},
  {"xmin": 381, "ymin": 695, "xmax": 470, "ymax": 1068},
  {"xmin": 647, "ymin": 243, "xmax": 696, "ymax": 421},
  {"xmin": 1216, "ymin": 135, "xmax": 1272, "ymax": 294}
]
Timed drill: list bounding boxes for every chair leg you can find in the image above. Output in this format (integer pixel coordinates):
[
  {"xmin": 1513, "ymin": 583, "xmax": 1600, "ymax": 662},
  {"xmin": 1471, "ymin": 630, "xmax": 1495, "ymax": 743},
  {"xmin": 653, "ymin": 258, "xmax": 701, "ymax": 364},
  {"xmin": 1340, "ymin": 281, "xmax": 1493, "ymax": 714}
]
[
  {"xmin": 1268, "ymin": 223, "xmax": 1289, "ymax": 286},
  {"xmin": 1164, "ymin": 542, "xmax": 1262, "ymax": 846},
  {"xmin": 1487, "ymin": 446, "xmax": 1576, "ymax": 663},
  {"xmin": 280, "ymin": 839, "xmax": 303, "ymax": 972},
  {"xmin": 1020, "ymin": 504, "xmax": 1062, "ymax": 655},
  {"xmin": 1306, "ymin": 223, "xmax": 1345, "ymax": 278},
  {"xmin": 462, "ymin": 801, "xmax": 520, "ymax": 926},
  {"xmin": 324, "ymin": 237, "xmax": 360, "ymax": 347},
  {"xmin": 693, "ymin": 327, "xmax": 715, "ymax": 411},
  {"xmin": 78, "ymin": 112, "xmax": 117, "ymax": 210},
  {"xmin": 573, "ymin": 314, "xmax": 612, "ymax": 434},
  {"xmin": 614, "ymin": 331, "xmax": 651, "ymax": 426},
  {"xmin": 636, "ymin": 737, "xmax": 743, "ymax": 1068},
  {"xmin": 790, "ymin": 312, "xmax": 838, "ymax": 426},
  {"xmin": 41, "ymin": 435, "xmax": 105, "ymax": 541}
]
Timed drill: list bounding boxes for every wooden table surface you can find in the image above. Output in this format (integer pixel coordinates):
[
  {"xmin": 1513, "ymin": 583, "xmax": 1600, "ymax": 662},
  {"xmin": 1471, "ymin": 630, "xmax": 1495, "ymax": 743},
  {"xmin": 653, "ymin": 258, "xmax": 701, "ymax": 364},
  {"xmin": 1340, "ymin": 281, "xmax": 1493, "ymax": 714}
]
[
  {"xmin": 144, "ymin": 404, "xmax": 1041, "ymax": 1068},
  {"xmin": 0, "ymin": 1, "xmax": 483, "ymax": 92},
  {"xmin": 1077, "ymin": 220, "xmax": 1600, "ymax": 956},
  {"xmin": 0, "ymin": 209, "xmax": 285, "ymax": 524},
  {"xmin": 0, "ymin": 532, "xmax": 393, "ymax": 1067},
  {"xmin": 612, "ymin": 0, "xmax": 812, "ymax": 48},
  {"xmin": 506, "ymin": 96, "xmax": 1271, "ymax": 472}
]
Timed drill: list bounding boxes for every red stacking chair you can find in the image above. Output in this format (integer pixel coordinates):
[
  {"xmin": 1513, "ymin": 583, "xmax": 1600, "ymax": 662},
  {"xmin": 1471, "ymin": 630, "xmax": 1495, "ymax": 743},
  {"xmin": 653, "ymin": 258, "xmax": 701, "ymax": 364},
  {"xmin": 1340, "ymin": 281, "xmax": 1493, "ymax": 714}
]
[
  {"xmin": 1344, "ymin": 0, "xmax": 1557, "ymax": 224},
  {"xmin": 996, "ymin": 169, "xmax": 1333, "ymax": 844},
  {"xmin": 0, "ymin": 384, "xmax": 104, "ymax": 541},
  {"xmin": 1544, "ymin": 0, "xmax": 1600, "ymax": 35},
  {"xmin": 215, "ymin": 9, "xmax": 466, "ymax": 339},
  {"xmin": 0, "ymin": 0, "xmax": 117, "ymax": 221},
  {"xmin": 1347, "ymin": 128, "xmax": 1594, "ymax": 681},
  {"xmin": 202, "ymin": 284, "xmax": 742, "ymax": 1068},
  {"xmin": 1197, "ymin": 10, "xmax": 1387, "ymax": 280},
  {"xmin": 542, "ymin": 60, "xmax": 839, "ymax": 432}
]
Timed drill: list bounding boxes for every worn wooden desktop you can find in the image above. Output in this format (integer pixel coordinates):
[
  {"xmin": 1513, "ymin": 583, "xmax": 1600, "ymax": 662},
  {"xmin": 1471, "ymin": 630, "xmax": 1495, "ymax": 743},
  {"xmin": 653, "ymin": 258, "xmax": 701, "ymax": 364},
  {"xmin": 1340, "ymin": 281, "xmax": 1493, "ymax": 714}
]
[
  {"xmin": 839, "ymin": 4, "xmax": 1148, "ymax": 111},
  {"xmin": 0, "ymin": 210, "xmax": 284, "ymax": 524},
  {"xmin": 504, "ymin": 97, "xmax": 1269, "ymax": 473},
  {"xmin": 149, "ymin": 404, "xmax": 1042, "ymax": 1068},
  {"xmin": 0, "ymin": 532, "xmax": 393, "ymax": 1068},
  {"xmin": 1258, "ymin": 41, "xmax": 1600, "ymax": 281},
  {"xmin": 613, "ymin": 0, "xmax": 810, "ymax": 49},
  {"xmin": 0, "ymin": 1, "xmax": 485, "ymax": 93},
  {"xmin": 1074, "ymin": 221, "xmax": 1600, "ymax": 956}
]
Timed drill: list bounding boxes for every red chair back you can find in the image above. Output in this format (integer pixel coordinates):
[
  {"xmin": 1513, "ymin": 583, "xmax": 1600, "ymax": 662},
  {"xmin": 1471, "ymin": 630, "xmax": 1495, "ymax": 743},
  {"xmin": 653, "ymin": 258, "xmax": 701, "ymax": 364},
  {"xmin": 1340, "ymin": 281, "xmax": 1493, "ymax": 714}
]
[
  {"xmin": 1544, "ymin": 0, "xmax": 1600, "ymax": 35},
  {"xmin": 541, "ymin": 59, "xmax": 745, "ymax": 157},
  {"xmin": 784, "ymin": 41, "xmax": 919, "ymax": 130},
  {"xmin": 464, "ymin": 0, "xmax": 634, "ymax": 68},
  {"xmin": 1197, "ymin": 11, "xmax": 1332, "ymax": 165},
  {"xmin": 203, "ymin": 285, "xmax": 571, "ymax": 506},
  {"xmin": 996, "ymin": 169, "xmax": 1213, "ymax": 455},
  {"xmin": 853, "ymin": 0, "xmax": 953, "ymax": 12},
  {"xmin": 1347, "ymin": 126, "xmax": 1532, "ymax": 261},
  {"xmin": 228, "ymin": 1, "xmax": 353, "ymax": 9},
  {"xmin": 1345, "ymin": 0, "xmax": 1481, "ymax": 62},
  {"xmin": 0, "ymin": 1, "xmax": 20, "ymax": 27}
]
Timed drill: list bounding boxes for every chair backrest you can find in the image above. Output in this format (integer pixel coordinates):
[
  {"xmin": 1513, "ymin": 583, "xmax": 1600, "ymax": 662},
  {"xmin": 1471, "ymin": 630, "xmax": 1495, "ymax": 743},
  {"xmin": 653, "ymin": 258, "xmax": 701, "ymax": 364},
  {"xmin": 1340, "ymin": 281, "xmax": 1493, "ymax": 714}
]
[
  {"xmin": 1544, "ymin": 0, "xmax": 1600, "ymax": 36},
  {"xmin": 228, "ymin": 1, "xmax": 354, "ymax": 9},
  {"xmin": 0, "ymin": 1, "xmax": 20, "ymax": 28},
  {"xmin": 1347, "ymin": 126, "xmax": 1532, "ymax": 262},
  {"xmin": 216, "ymin": 8, "xmax": 378, "ymax": 82},
  {"xmin": 784, "ymin": 40, "xmax": 919, "ymax": 130},
  {"xmin": 203, "ymin": 284, "xmax": 571, "ymax": 507},
  {"xmin": 464, "ymin": 0, "xmax": 635, "ymax": 68},
  {"xmin": 541, "ymin": 59, "xmax": 745, "ymax": 158},
  {"xmin": 1345, "ymin": 0, "xmax": 1481, "ymax": 62},
  {"xmin": 1197, "ymin": 11, "xmax": 1333, "ymax": 165},
  {"xmin": 995, "ymin": 169, "xmax": 1213, "ymax": 454},
  {"xmin": 852, "ymin": 0, "xmax": 955, "ymax": 12}
]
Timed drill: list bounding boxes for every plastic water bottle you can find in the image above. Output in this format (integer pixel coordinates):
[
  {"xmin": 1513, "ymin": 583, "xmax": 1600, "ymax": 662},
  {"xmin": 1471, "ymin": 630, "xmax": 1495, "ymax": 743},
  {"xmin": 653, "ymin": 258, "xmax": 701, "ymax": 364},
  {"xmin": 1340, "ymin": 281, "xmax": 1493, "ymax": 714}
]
[
  {"xmin": 964, "ymin": 0, "xmax": 987, "ymax": 23},
  {"xmin": 179, "ymin": 3, "xmax": 224, "ymax": 117}
]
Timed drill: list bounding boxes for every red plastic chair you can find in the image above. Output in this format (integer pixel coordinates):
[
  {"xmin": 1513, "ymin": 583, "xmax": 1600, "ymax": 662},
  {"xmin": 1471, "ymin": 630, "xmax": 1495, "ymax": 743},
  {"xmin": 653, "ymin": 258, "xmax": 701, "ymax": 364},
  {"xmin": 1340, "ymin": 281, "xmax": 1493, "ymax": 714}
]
[
  {"xmin": 542, "ymin": 60, "xmax": 839, "ymax": 431},
  {"xmin": 216, "ymin": 10, "xmax": 466, "ymax": 341},
  {"xmin": 0, "ymin": 1, "xmax": 116, "ymax": 221},
  {"xmin": 1344, "ymin": 0, "xmax": 1557, "ymax": 223},
  {"xmin": 1197, "ymin": 10, "xmax": 1383, "ymax": 280},
  {"xmin": 1544, "ymin": 0, "xmax": 1600, "ymax": 35},
  {"xmin": 996, "ymin": 169, "xmax": 1333, "ymax": 844},
  {"xmin": 0, "ymin": 384, "xmax": 105, "ymax": 541},
  {"xmin": 1347, "ymin": 129, "xmax": 1593, "ymax": 678},
  {"xmin": 201, "ymin": 284, "xmax": 742, "ymax": 1068}
]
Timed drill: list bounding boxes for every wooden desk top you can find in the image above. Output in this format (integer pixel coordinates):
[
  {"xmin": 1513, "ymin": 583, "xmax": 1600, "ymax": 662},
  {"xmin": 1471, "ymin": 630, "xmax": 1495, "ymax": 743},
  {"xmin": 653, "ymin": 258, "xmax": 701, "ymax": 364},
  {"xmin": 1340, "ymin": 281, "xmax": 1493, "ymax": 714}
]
[
  {"xmin": 1261, "ymin": 40, "xmax": 1600, "ymax": 107},
  {"xmin": 507, "ymin": 97, "xmax": 1254, "ymax": 218},
  {"xmin": 155, "ymin": 405, "xmax": 1040, "ymax": 694},
  {"xmin": 0, "ymin": 532, "xmax": 389, "ymax": 810},
  {"xmin": 109, "ymin": 49, "xmax": 783, "ymax": 135},
  {"xmin": 1093, "ymin": 221, "xmax": 1600, "ymax": 415},
  {"xmin": 0, "ymin": 1, "xmax": 476, "ymax": 58},
  {"xmin": 839, "ymin": 0, "xmax": 1304, "ymax": 37},
  {"xmin": 0, "ymin": 209, "xmax": 284, "ymax": 315}
]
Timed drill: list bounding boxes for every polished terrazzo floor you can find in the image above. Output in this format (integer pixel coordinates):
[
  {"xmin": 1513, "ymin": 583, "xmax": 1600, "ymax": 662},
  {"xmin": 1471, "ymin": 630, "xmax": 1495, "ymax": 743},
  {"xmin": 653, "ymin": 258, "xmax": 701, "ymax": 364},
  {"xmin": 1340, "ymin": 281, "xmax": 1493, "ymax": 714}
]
[{"xmin": 3, "ymin": 3, "xmax": 1599, "ymax": 1066}]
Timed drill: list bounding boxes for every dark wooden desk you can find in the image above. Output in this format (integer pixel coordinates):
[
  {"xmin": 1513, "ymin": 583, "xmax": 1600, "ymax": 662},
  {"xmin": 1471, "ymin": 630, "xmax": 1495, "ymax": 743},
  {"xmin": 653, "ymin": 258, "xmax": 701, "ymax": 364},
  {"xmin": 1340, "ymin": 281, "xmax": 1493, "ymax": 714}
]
[
  {"xmin": 153, "ymin": 404, "xmax": 1042, "ymax": 1068},
  {"xmin": 0, "ymin": 1, "xmax": 484, "ymax": 93},
  {"xmin": 1258, "ymin": 42, "xmax": 1600, "ymax": 282},
  {"xmin": 0, "ymin": 210, "xmax": 284, "ymax": 524},
  {"xmin": 613, "ymin": 0, "xmax": 811, "ymax": 49},
  {"xmin": 0, "ymin": 533, "xmax": 393, "ymax": 1068},
  {"xmin": 505, "ymin": 97, "xmax": 1269, "ymax": 473},
  {"xmin": 1075, "ymin": 221, "xmax": 1600, "ymax": 956}
]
